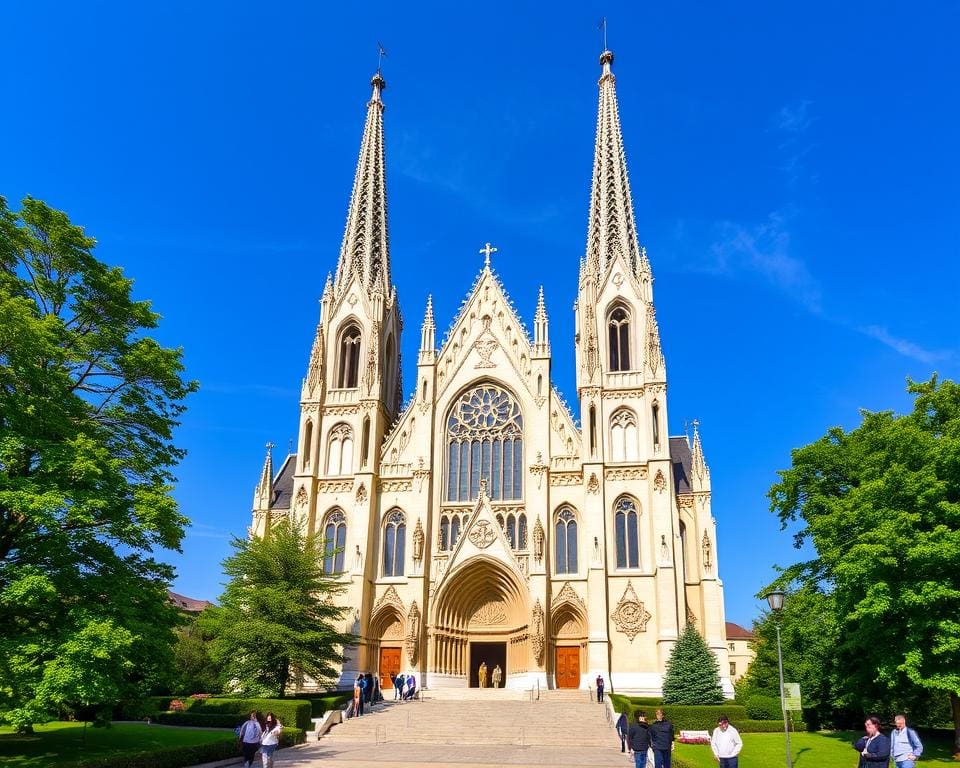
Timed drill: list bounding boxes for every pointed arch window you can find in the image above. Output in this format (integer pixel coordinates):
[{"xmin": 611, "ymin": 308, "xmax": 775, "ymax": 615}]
[
  {"xmin": 337, "ymin": 324, "xmax": 362, "ymax": 388},
  {"xmin": 439, "ymin": 513, "xmax": 466, "ymax": 551},
  {"xmin": 382, "ymin": 509, "xmax": 406, "ymax": 577},
  {"xmin": 651, "ymin": 402, "xmax": 661, "ymax": 452},
  {"xmin": 326, "ymin": 424, "xmax": 354, "ymax": 476},
  {"xmin": 679, "ymin": 521, "xmax": 689, "ymax": 582},
  {"xmin": 383, "ymin": 334, "xmax": 396, "ymax": 411},
  {"xmin": 610, "ymin": 408, "xmax": 639, "ymax": 462},
  {"xmin": 446, "ymin": 384, "xmax": 523, "ymax": 502},
  {"xmin": 360, "ymin": 417, "xmax": 370, "ymax": 468},
  {"xmin": 608, "ymin": 306, "xmax": 631, "ymax": 371},
  {"xmin": 302, "ymin": 420, "xmax": 313, "ymax": 470},
  {"xmin": 614, "ymin": 496, "xmax": 641, "ymax": 569},
  {"xmin": 322, "ymin": 509, "xmax": 347, "ymax": 574},
  {"xmin": 555, "ymin": 508, "xmax": 578, "ymax": 574}
]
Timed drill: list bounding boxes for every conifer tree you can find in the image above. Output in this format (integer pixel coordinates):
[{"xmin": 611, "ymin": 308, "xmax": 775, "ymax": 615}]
[{"xmin": 662, "ymin": 622, "xmax": 725, "ymax": 704}]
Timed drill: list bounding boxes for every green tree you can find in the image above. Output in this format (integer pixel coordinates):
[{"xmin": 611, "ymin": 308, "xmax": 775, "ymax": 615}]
[
  {"xmin": 0, "ymin": 196, "xmax": 197, "ymax": 730},
  {"xmin": 169, "ymin": 618, "xmax": 222, "ymax": 695},
  {"xmin": 200, "ymin": 517, "xmax": 352, "ymax": 698},
  {"xmin": 769, "ymin": 376, "xmax": 960, "ymax": 752},
  {"xmin": 662, "ymin": 622, "xmax": 725, "ymax": 704}
]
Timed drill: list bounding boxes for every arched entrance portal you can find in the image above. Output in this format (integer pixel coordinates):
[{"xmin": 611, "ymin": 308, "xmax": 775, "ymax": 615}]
[
  {"xmin": 430, "ymin": 557, "xmax": 529, "ymax": 688},
  {"xmin": 551, "ymin": 600, "xmax": 587, "ymax": 689}
]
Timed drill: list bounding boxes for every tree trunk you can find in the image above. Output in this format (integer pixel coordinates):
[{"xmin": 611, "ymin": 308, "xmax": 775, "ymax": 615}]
[
  {"xmin": 950, "ymin": 691, "xmax": 960, "ymax": 759},
  {"xmin": 278, "ymin": 657, "xmax": 289, "ymax": 699}
]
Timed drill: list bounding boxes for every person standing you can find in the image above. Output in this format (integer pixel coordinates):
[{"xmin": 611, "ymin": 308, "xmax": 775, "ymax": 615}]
[
  {"xmin": 237, "ymin": 711, "xmax": 262, "ymax": 768},
  {"xmin": 615, "ymin": 710, "xmax": 629, "ymax": 753},
  {"xmin": 890, "ymin": 714, "xmax": 923, "ymax": 768},
  {"xmin": 492, "ymin": 664, "xmax": 503, "ymax": 689},
  {"xmin": 650, "ymin": 708, "xmax": 675, "ymax": 768},
  {"xmin": 395, "ymin": 673, "xmax": 405, "ymax": 701},
  {"xmin": 478, "ymin": 662, "xmax": 487, "ymax": 688},
  {"xmin": 854, "ymin": 716, "xmax": 891, "ymax": 768},
  {"xmin": 710, "ymin": 716, "xmax": 742, "ymax": 768},
  {"xmin": 628, "ymin": 710, "xmax": 652, "ymax": 768},
  {"xmin": 354, "ymin": 674, "xmax": 364, "ymax": 717},
  {"xmin": 596, "ymin": 674, "xmax": 605, "ymax": 702},
  {"xmin": 259, "ymin": 712, "xmax": 282, "ymax": 768}
]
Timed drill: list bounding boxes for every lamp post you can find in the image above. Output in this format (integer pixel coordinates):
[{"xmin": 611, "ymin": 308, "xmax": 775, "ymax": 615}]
[{"xmin": 766, "ymin": 590, "xmax": 793, "ymax": 768}]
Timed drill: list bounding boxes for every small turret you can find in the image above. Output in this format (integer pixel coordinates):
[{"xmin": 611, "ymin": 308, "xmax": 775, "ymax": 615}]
[
  {"xmin": 533, "ymin": 286, "xmax": 550, "ymax": 356},
  {"xmin": 252, "ymin": 442, "xmax": 274, "ymax": 513},
  {"xmin": 419, "ymin": 295, "xmax": 436, "ymax": 363}
]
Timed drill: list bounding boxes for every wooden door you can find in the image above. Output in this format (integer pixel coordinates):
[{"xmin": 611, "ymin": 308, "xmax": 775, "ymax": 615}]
[
  {"xmin": 555, "ymin": 646, "xmax": 580, "ymax": 689},
  {"xmin": 379, "ymin": 647, "xmax": 402, "ymax": 689}
]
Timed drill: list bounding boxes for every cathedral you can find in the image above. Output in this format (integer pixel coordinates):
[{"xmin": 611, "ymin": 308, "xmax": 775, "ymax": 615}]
[{"xmin": 250, "ymin": 49, "xmax": 733, "ymax": 696}]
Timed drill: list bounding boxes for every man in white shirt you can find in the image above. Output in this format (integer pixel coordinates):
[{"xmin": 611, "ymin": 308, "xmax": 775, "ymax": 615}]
[{"xmin": 710, "ymin": 716, "xmax": 743, "ymax": 768}]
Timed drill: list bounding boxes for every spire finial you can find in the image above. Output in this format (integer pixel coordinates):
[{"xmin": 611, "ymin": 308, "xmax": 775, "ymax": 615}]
[{"xmin": 480, "ymin": 242, "xmax": 498, "ymax": 268}]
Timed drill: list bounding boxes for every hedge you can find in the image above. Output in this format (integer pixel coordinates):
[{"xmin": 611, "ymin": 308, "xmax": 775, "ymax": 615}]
[
  {"xmin": 745, "ymin": 695, "xmax": 782, "ymax": 721},
  {"xmin": 155, "ymin": 712, "xmax": 242, "ymax": 728},
  {"xmin": 182, "ymin": 698, "xmax": 313, "ymax": 731},
  {"xmin": 610, "ymin": 697, "xmax": 784, "ymax": 733},
  {"xmin": 308, "ymin": 693, "xmax": 352, "ymax": 717},
  {"xmin": 60, "ymin": 728, "xmax": 306, "ymax": 768}
]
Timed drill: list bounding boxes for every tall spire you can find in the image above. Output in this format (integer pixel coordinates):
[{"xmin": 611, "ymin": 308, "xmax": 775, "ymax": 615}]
[
  {"xmin": 582, "ymin": 49, "xmax": 645, "ymax": 284},
  {"xmin": 253, "ymin": 442, "xmax": 274, "ymax": 511},
  {"xmin": 333, "ymin": 70, "xmax": 391, "ymax": 298},
  {"xmin": 419, "ymin": 294, "xmax": 436, "ymax": 361},
  {"xmin": 533, "ymin": 286, "xmax": 550, "ymax": 355},
  {"xmin": 691, "ymin": 421, "xmax": 710, "ymax": 485}
]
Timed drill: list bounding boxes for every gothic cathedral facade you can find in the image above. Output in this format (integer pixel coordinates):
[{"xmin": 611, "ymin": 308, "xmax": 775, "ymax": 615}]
[{"xmin": 250, "ymin": 50, "xmax": 733, "ymax": 696}]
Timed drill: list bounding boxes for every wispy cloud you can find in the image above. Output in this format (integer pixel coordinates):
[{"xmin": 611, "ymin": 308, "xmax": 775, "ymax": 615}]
[
  {"xmin": 770, "ymin": 100, "xmax": 817, "ymax": 187},
  {"xmin": 186, "ymin": 523, "xmax": 234, "ymax": 540},
  {"xmin": 772, "ymin": 100, "xmax": 814, "ymax": 134},
  {"xmin": 709, "ymin": 211, "xmax": 822, "ymax": 313},
  {"xmin": 857, "ymin": 325, "xmax": 953, "ymax": 365}
]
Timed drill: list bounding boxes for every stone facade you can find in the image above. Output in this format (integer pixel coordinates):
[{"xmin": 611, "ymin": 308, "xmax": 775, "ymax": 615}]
[
  {"xmin": 725, "ymin": 621, "xmax": 756, "ymax": 683},
  {"xmin": 250, "ymin": 51, "xmax": 733, "ymax": 696}
]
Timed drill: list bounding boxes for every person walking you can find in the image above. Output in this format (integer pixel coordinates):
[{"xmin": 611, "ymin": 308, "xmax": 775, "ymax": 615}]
[
  {"xmin": 650, "ymin": 708, "xmax": 675, "ymax": 768},
  {"xmin": 890, "ymin": 714, "xmax": 923, "ymax": 768},
  {"xmin": 237, "ymin": 710, "xmax": 262, "ymax": 768},
  {"xmin": 615, "ymin": 710, "xmax": 629, "ymax": 753},
  {"xmin": 710, "ymin": 716, "xmax": 742, "ymax": 768},
  {"xmin": 854, "ymin": 716, "xmax": 891, "ymax": 768},
  {"xmin": 492, "ymin": 664, "xmax": 503, "ymax": 689},
  {"xmin": 394, "ymin": 673, "xmax": 405, "ymax": 701},
  {"xmin": 259, "ymin": 712, "xmax": 282, "ymax": 768},
  {"xmin": 364, "ymin": 672, "xmax": 374, "ymax": 705},
  {"xmin": 596, "ymin": 674, "xmax": 605, "ymax": 702},
  {"xmin": 627, "ymin": 710, "xmax": 652, "ymax": 768}
]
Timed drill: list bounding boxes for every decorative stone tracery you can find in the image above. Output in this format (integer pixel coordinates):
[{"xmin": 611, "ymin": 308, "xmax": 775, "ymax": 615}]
[{"xmin": 610, "ymin": 580, "xmax": 652, "ymax": 641}]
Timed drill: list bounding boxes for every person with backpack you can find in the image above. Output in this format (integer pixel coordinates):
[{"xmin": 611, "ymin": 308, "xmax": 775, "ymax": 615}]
[
  {"xmin": 237, "ymin": 710, "xmax": 262, "ymax": 768},
  {"xmin": 615, "ymin": 710, "xmax": 629, "ymax": 753},
  {"xmin": 628, "ymin": 710, "xmax": 653, "ymax": 768},
  {"xmin": 890, "ymin": 714, "xmax": 923, "ymax": 768}
]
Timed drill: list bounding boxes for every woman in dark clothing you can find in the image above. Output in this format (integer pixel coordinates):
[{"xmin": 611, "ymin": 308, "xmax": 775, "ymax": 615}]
[
  {"xmin": 616, "ymin": 711, "xmax": 629, "ymax": 753},
  {"xmin": 853, "ymin": 716, "xmax": 891, "ymax": 768}
]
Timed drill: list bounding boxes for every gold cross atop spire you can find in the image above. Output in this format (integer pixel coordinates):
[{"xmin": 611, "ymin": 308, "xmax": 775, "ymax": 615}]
[{"xmin": 480, "ymin": 242, "xmax": 498, "ymax": 268}]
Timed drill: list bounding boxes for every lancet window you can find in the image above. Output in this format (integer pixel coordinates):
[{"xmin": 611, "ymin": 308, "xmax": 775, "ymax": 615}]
[
  {"xmin": 382, "ymin": 509, "xmax": 406, "ymax": 578},
  {"xmin": 614, "ymin": 496, "xmax": 641, "ymax": 569},
  {"xmin": 495, "ymin": 512, "xmax": 528, "ymax": 550},
  {"xmin": 337, "ymin": 324, "xmax": 361, "ymax": 388},
  {"xmin": 555, "ymin": 507, "xmax": 578, "ymax": 574},
  {"xmin": 610, "ymin": 408, "xmax": 639, "ymax": 462},
  {"xmin": 445, "ymin": 384, "xmax": 523, "ymax": 502},
  {"xmin": 608, "ymin": 306, "xmax": 631, "ymax": 371},
  {"xmin": 439, "ymin": 512, "xmax": 469, "ymax": 551},
  {"xmin": 322, "ymin": 509, "xmax": 347, "ymax": 574},
  {"xmin": 326, "ymin": 424, "xmax": 353, "ymax": 476}
]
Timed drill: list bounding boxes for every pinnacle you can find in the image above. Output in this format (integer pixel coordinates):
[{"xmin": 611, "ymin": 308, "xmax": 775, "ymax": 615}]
[{"xmin": 423, "ymin": 294, "xmax": 435, "ymax": 327}]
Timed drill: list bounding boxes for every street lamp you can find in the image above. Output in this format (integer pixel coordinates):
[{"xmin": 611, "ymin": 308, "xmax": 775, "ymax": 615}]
[{"xmin": 765, "ymin": 590, "xmax": 792, "ymax": 768}]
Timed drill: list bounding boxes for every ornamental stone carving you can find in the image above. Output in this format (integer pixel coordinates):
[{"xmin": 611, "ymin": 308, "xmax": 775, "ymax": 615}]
[
  {"xmin": 412, "ymin": 518, "xmax": 424, "ymax": 562},
  {"xmin": 654, "ymin": 469, "xmax": 666, "ymax": 493},
  {"xmin": 295, "ymin": 486, "xmax": 308, "ymax": 510},
  {"xmin": 470, "ymin": 602, "xmax": 507, "ymax": 626},
  {"xmin": 318, "ymin": 479, "xmax": 353, "ymax": 493},
  {"xmin": 532, "ymin": 599, "xmax": 545, "ymax": 664},
  {"xmin": 406, "ymin": 601, "xmax": 421, "ymax": 665},
  {"xmin": 610, "ymin": 580, "xmax": 652, "ymax": 642},
  {"xmin": 474, "ymin": 336, "xmax": 499, "ymax": 368},
  {"xmin": 587, "ymin": 472, "xmax": 600, "ymax": 494},
  {"xmin": 374, "ymin": 585, "xmax": 404, "ymax": 614},
  {"xmin": 356, "ymin": 482, "xmax": 367, "ymax": 503},
  {"xmin": 605, "ymin": 467, "xmax": 648, "ymax": 481},
  {"xmin": 468, "ymin": 520, "xmax": 497, "ymax": 549},
  {"xmin": 552, "ymin": 581, "xmax": 586, "ymax": 612},
  {"xmin": 702, "ymin": 531, "xmax": 712, "ymax": 570},
  {"xmin": 533, "ymin": 517, "xmax": 545, "ymax": 563},
  {"xmin": 379, "ymin": 479, "xmax": 413, "ymax": 493},
  {"xmin": 686, "ymin": 605, "xmax": 697, "ymax": 627}
]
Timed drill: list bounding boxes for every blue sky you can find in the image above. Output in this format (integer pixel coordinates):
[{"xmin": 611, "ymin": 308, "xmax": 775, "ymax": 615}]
[{"xmin": 2, "ymin": 2, "xmax": 958, "ymax": 627}]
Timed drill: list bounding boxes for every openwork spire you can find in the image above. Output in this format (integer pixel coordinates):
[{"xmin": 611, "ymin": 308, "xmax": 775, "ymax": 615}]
[
  {"xmin": 533, "ymin": 286, "xmax": 549, "ymax": 354},
  {"xmin": 333, "ymin": 72, "xmax": 391, "ymax": 297},
  {"xmin": 419, "ymin": 294, "xmax": 436, "ymax": 359},
  {"xmin": 253, "ymin": 442, "xmax": 274, "ymax": 510},
  {"xmin": 691, "ymin": 421, "xmax": 710, "ymax": 484},
  {"xmin": 582, "ymin": 50, "xmax": 645, "ymax": 284}
]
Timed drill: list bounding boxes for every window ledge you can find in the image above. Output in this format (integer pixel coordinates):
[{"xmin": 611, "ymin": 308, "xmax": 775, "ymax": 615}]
[{"xmin": 378, "ymin": 577, "xmax": 408, "ymax": 585}]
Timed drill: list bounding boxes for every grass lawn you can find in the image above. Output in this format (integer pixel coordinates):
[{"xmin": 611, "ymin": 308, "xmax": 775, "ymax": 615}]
[
  {"xmin": 0, "ymin": 721, "xmax": 234, "ymax": 767},
  {"xmin": 675, "ymin": 731, "xmax": 958, "ymax": 768}
]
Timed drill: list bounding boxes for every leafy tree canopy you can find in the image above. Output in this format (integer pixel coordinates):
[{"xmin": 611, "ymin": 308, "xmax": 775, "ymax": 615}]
[
  {"xmin": 200, "ymin": 517, "xmax": 353, "ymax": 699},
  {"xmin": 0, "ymin": 196, "xmax": 197, "ymax": 729},
  {"xmin": 767, "ymin": 376, "xmax": 960, "ymax": 750},
  {"xmin": 662, "ymin": 622, "xmax": 725, "ymax": 705}
]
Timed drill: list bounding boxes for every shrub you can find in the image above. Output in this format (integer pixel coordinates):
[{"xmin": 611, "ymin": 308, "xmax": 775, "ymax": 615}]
[
  {"xmin": 61, "ymin": 728, "xmax": 306, "ymax": 768},
  {"xmin": 745, "ymin": 695, "xmax": 782, "ymax": 721},
  {"xmin": 156, "ymin": 712, "xmax": 243, "ymax": 728},
  {"xmin": 308, "ymin": 693, "xmax": 352, "ymax": 717},
  {"xmin": 188, "ymin": 697, "xmax": 313, "ymax": 731},
  {"xmin": 662, "ymin": 624, "xmax": 724, "ymax": 704}
]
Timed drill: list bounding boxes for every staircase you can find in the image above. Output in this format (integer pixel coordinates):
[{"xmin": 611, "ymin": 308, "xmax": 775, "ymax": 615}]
[{"xmin": 321, "ymin": 689, "xmax": 613, "ymax": 747}]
